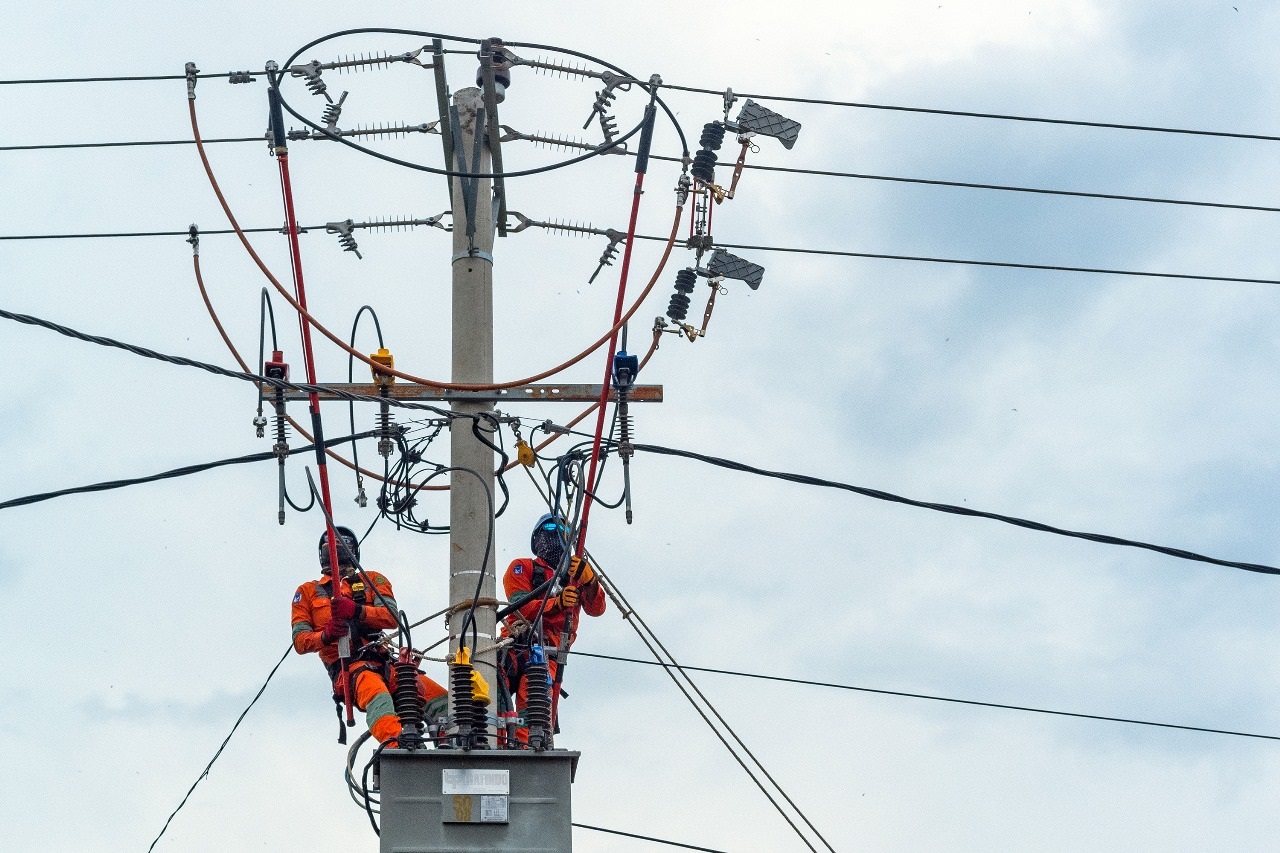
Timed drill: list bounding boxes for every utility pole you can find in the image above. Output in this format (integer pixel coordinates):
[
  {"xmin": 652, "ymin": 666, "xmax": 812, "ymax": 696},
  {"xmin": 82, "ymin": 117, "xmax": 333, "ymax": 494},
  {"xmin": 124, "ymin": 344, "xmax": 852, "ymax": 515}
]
[{"xmin": 447, "ymin": 85, "xmax": 499, "ymax": 719}]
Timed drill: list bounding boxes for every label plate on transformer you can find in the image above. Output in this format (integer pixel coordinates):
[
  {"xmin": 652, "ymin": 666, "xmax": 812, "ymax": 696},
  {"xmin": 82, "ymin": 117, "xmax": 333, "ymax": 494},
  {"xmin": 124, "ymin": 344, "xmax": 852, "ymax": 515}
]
[{"xmin": 442, "ymin": 768, "xmax": 510, "ymax": 795}]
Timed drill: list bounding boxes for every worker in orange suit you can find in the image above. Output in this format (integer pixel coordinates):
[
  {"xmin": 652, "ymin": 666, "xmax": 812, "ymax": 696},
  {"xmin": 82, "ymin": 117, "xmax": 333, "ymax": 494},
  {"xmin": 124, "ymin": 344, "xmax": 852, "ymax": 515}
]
[
  {"xmin": 291, "ymin": 525, "xmax": 447, "ymax": 745},
  {"xmin": 500, "ymin": 513, "xmax": 606, "ymax": 743}
]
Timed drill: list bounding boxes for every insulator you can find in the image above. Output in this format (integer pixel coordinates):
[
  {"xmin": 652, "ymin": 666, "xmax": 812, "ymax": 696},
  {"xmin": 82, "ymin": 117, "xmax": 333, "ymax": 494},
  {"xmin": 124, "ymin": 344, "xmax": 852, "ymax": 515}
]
[
  {"xmin": 674, "ymin": 268, "xmax": 698, "ymax": 293},
  {"xmin": 377, "ymin": 397, "xmax": 395, "ymax": 459},
  {"xmin": 272, "ymin": 409, "xmax": 291, "ymax": 455},
  {"xmin": 393, "ymin": 661, "xmax": 424, "ymax": 749},
  {"xmin": 691, "ymin": 149, "xmax": 717, "ymax": 184},
  {"xmin": 598, "ymin": 112, "xmax": 619, "ymax": 143},
  {"xmin": 523, "ymin": 660, "xmax": 552, "ymax": 751},
  {"xmin": 450, "ymin": 660, "xmax": 474, "ymax": 748},
  {"xmin": 666, "ymin": 293, "xmax": 691, "ymax": 323},
  {"xmin": 336, "ymin": 232, "xmax": 361, "ymax": 258},
  {"xmin": 699, "ymin": 122, "xmax": 726, "ymax": 151},
  {"xmin": 321, "ymin": 101, "xmax": 343, "ymax": 128}
]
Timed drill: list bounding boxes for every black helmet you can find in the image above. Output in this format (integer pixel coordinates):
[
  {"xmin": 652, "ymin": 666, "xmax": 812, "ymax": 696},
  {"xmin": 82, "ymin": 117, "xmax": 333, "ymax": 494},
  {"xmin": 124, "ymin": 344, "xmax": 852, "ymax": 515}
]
[
  {"xmin": 319, "ymin": 525, "xmax": 360, "ymax": 571},
  {"xmin": 530, "ymin": 513, "xmax": 568, "ymax": 567}
]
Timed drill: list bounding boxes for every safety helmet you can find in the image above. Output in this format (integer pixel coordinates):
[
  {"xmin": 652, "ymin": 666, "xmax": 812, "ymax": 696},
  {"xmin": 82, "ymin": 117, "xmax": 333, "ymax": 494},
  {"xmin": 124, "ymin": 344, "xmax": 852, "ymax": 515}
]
[
  {"xmin": 530, "ymin": 513, "xmax": 568, "ymax": 566},
  {"xmin": 319, "ymin": 525, "xmax": 360, "ymax": 571}
]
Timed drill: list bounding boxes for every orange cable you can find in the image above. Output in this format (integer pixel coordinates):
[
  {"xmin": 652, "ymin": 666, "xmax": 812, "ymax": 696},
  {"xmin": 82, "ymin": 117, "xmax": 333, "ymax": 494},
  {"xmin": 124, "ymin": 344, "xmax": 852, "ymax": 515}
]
[{"xmin": 189, "ymin": 97, "xmax": 683, "ymax": 392}]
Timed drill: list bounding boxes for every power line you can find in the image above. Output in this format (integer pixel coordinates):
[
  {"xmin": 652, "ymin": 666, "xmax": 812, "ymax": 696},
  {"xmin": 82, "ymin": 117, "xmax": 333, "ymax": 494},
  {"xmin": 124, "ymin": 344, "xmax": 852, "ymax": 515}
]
[
  {"xmin": 4, "ymin": 67, "xmax": 1277, "ymax": 143},
  {"xmin": 633, "ymin": 234, "xmax": 1280, "ymax": 287},
  {"xmin": 573, "ymin": 823, "xmax": 728, "ymax": 852},
  {"xmin": 8, "ymin": 137, "xmax": 1277, "ymax": 215},
  {"xmin": 0, "ymin": 136, "xmax": 261, "ymax": 151},
  {"xmin": 576, "ymin": 651, "xmax": 1280, "ymax": 743},
  {"xmin": 147, "ymin": 643, "xmax": 291, "ymax": 852},
  {"xmin": 6, "ymin": 224, "xmax": 1280, "ymax": 288},
  {"xmin": 0, "ymin": 306, "xmax": 459, "ymax": 418},
  {"xmin": 643, "ymin": 153, "xmax": 1280, "ymax": 214},
  {"xmin": 611, "ymin": 440, "xmax": 1279, "ymax": 575},
  {"xmin": 0, "ymin": 430, "xmax": 375, "ymax": 511},
  {"xmin": 662, "ymin": 82, "xmax": 1280, "ymax": 143}
]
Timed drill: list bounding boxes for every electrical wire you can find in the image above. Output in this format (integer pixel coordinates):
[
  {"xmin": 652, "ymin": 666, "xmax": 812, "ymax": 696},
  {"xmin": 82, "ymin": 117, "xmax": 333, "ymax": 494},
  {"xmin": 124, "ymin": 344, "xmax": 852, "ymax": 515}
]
[
  {"xmin": 0, "ymin": 306, "xmax": 461, "ymax": 418},
  {"xmin": 631, "ymin": 234, "xmax": 1280, "ymax": 287},
  {"xmin": 9, "ymin": 66, "xmax": 1280, "ymax": 143},
  {"xmin": 660, "ymin": 82, "xmax": 1280, "ymax": 143},
  {"xmin": 571, "ymin": 823, "xmax": 728, "ymax": 852},
  {"xmin": 147, "ymin": 643, "xmax": 291, "ymax": 852},
  {"xmin": 0, "ymin": 430, "xmax": 375, "ymax": 511},
  {"xmin": 190, "ymin": 91, "xmax": 688, "ymax": 391},
  {"xmin": 16, "ymin": 133, "xmax": 1279, "ymax": 215},
  {"xmin": 576, "ymin": 651, "xmax": 1280, "ymax": 743},
  {"xmin": 613, "ymin": 440, "xmax": 1280, "ymax": 575},
  {"xmin": 514, "ymin": 466, "xmax": 831, "ymax": 851}
]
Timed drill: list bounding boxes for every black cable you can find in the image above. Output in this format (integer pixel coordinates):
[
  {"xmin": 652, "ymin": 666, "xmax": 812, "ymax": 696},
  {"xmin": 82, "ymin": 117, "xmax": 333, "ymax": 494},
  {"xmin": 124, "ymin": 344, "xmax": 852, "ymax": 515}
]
[
  {"xmin": 347, "ymin": 305, "xmax": 386, "ymax": 504},
  {"xmin": 632, "ymin": 234, "xmax": 1280, "ymax": 287},
  {"xmin": 642, "ymin": 152, "xmax": 1280, "ymax": 214},
  {"xmin": 147, "ymin": 643, "xmax": 291, "ymax": 852},
  {"xmin": 0, "ymin": 430, "xmax": 376, "ymax": 511},
  {"xmin": 0, "ymin": 72, "xmax": 243, "ymax": 85},
  {"xmin": 18, "ymin": 133, "xmax": 1275, "ymax": 215},
  {"xmin": 661, "ymin": 82, "xmax": 1280, "ymax": 143},
  {"xmin": 615, "ymin": 440, "xmax": 1280, "ymax": 575},
  {"xmin": 0, "ymin": 306, "xmax": 461, "ymax": 419},
  {"xmin": 572, "ymin": 823, "xmax": 728, "ymax": 852},
  {"xmin": 10, "ymin": 224, "xmax": 1280, "ymax": 288},
  {"xmin": 0, "ymin": 137, "xmax": 263, "ymax": 151},
  {"xmin": 576, "ymin": 650, "xmax": 1280, "ymax": 743}
]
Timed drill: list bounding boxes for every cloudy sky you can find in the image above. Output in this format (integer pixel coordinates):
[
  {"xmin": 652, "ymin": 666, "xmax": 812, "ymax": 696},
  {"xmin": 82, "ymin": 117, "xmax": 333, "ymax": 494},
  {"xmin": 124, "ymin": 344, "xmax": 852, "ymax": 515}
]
[{"xmin": 5, "ymin": 2, "xmax": 1280, "ymax": 851}]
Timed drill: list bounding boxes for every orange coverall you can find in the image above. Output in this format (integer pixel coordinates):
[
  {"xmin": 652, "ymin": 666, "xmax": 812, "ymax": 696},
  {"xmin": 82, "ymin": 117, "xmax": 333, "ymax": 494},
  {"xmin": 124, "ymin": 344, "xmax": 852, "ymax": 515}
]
[
  {"xmin": 501, "ymin": 557, "xmax": 606, "ymax": 739},
  {"xmin": 292, "ymin": 569, "xmax": 446, "ymax": 743}
]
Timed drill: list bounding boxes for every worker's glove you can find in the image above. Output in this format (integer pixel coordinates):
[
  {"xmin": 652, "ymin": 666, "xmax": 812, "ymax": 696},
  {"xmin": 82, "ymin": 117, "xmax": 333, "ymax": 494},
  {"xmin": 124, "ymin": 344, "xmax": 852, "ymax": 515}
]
[
  {"xmin": 568, "ymin": 556, "xmax": 596, "ymax": 586},
  {"xmin": 330, "ymin": 595, "xmax": 361, "ymax": 622},
  {"xmin": 557, "ymin": 586, "xmax": 579, "ymax": 610},
  {"xmin": 321, "ymin": 618, "xmax": 350, "ymax": 644}
]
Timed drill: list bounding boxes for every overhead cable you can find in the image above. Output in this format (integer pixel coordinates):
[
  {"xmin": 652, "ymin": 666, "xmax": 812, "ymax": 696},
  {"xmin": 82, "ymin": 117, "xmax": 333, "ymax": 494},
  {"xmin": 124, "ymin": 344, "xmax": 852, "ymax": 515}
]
[
  {"xmin": 0, "ymin": 306, "xmax": 457, "ymax": 417},
  {"xmin": 11, "ymin": 136, "xmax": 1276, "ymax": 215},
  {"xmin": 620, "ymin": 441, "xmax": 1280, "ymax": 575},
  {"xmin": 576, "ymin": 651, "xmax": 1280, "ymax": 743},
  {"xmin": 9, "ymin": 223, "xmax": 1280, "ymax": 288},
  {"xmin": 0, "ymin": 430, "xmax": 376, "ymax": 511},
  {"xmin": 660, "ymin": 82, "xmax": 1280, "ymax": 143},
  {"xmin": 572, "ymin": 823, "xmax": 728, "ymax": 852},
  {"xmin": 147, "ymin": 643, "xmax": 291, "ymax": 852},
  {"xmin": 5, "ymin": 67, "xmax": 1278, "ymax": 143},
  {"xmin": 632, "ymin": 235, "xmax": 1280, "ymax": 287}
]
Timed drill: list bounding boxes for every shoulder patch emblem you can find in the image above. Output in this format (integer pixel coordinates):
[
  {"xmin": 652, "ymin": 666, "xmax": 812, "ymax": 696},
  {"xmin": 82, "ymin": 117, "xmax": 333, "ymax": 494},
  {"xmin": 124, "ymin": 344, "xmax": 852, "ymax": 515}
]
[
  {"xmin": 293, "ymin": 591, "xmax": 302, "ymax": 603},
  {"xmin": 513, "ymin": 564, "xmax": 523, "ymax": 575}
]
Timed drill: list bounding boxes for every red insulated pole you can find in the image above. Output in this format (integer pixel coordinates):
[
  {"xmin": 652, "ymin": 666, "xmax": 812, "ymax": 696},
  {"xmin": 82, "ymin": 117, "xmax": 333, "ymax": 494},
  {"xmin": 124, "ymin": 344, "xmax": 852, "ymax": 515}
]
[
  {"xmin": 574, "ymin": 100, "xmax": 658, "ymax": 559},
  {"xmin": 269, "ymin": 80, "xmax": 351, "ymax": 725}
]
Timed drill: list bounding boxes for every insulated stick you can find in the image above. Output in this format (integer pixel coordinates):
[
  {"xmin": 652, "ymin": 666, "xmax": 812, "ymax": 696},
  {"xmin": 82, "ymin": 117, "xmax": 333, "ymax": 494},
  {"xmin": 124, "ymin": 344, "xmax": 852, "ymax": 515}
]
[{"xmin": 268, "ymin": 76, "xmax": 352, "ymax": 725}]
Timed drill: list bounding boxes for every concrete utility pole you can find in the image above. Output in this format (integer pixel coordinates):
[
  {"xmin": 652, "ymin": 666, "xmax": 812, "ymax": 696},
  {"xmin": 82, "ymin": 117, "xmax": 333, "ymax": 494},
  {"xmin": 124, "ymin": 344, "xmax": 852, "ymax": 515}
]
[{"xmin": 448, "ymin": 86, "xmax": 499, "ymax": 709}]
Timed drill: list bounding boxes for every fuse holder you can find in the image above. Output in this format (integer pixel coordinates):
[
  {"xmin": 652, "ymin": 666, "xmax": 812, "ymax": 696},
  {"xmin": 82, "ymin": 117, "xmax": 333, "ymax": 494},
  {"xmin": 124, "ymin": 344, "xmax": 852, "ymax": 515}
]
[{"xmin": 264, "ymin": 350, "xmax": 289, "ymax": 381}]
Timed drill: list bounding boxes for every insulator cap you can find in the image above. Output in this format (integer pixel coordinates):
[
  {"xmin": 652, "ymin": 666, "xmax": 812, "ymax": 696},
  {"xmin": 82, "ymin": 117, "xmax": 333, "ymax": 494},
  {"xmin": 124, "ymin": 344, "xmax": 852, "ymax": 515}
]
[{"xmin": 666, "ymin": 293, "xmax": 691, "ymax": 322}]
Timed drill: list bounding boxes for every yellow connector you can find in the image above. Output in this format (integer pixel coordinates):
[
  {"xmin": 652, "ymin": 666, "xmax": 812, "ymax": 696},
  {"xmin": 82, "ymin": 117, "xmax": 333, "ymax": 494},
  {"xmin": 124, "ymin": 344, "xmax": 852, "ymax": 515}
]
[
  {"xmin": 451, "ymin": 646, "xmax": 471, "ymax": 666},
  {"xmin": 370, "ymin": 347, "xmax": 395, "ymax": 387},
  {"xmin": 471, "ymin": 668, "xmax": 491, "ymax": 707},
  {"xmin": 516, "ymin": 439, "xmax": 535, "ymax": 467}
]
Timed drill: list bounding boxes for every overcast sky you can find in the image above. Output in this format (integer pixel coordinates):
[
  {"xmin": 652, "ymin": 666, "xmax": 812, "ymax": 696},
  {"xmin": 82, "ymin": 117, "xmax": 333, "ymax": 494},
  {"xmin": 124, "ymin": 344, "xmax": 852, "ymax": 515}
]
[{"xmin": 5, "ymin": 2, "xmax": 1280, "ymax": 851}]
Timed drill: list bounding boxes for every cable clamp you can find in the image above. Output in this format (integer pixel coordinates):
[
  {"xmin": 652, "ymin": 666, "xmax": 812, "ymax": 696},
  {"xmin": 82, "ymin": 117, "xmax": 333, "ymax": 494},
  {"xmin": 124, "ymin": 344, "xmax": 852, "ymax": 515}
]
[
  {"xmin": 451, "ymin": 249, "xmax": 494, "ymax": 263},
  {"xmin": 228, "ymin": 71, "xmax": 256, "ymax": 84},
  {"xmin": 184, "ymin": 62, "xmax": 199, "ymax": 100},
  {"xmin": 186, "ymin": 224, "xmax": 200, "ymax": 256}
]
